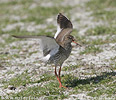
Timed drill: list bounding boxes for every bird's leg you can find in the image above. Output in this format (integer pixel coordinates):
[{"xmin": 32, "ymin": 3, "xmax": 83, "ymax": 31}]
[
  {"xmin": 58, "ymin": 66, "xmax": 62, "ymax": 82},
  {"xmin": 55, "ymin": 66, "xmax": 67, "ymax": 88},
  {"xmin": 55, "ymin": 66, "xmax": 62, "ymax": 87}
]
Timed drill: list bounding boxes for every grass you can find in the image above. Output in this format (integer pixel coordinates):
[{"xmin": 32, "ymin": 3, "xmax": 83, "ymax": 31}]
[
  {"xmin": 86, "ymin": 0, "xmax": 116, "ymax": 25},
  {"xmin": 10, "ymin": 72, "xmax": 114, "ymax": 99},
  {"xmin": 2, "ymin": 71, "xmax": 32, "ymax": 88},
  {"xmin": 87, "ymin": 26, "xmax": 116, "ymax": 36},
  {"xmin": 80, "ymin": 46, "xmax": 103, "ymax": 55},
  {"xmin": 2, "ymin": 72, "xmax": 56, "ymax": 89},
  {"xmin": 1, "ymin": 67, "xmax": 116, "ymax": 99},
  {"xmin": 62, "ymin": 64, "xmax": 81, "ymax": 71},
  {"xmin": 0, "ymin": 0, "xmax": 116, "ymax": 99},
  {"xmin": 0, "ymin": 0, "xmax": 73, "ymax": 49},
  {"xmin": 87, "ymin": 73, "xmax": 116, "ymax": 97},
  {"xmin": 70, "ymin": 72, "xmax": 116, "ymax": 97},
  {"xmin": 0, "ymin": 1, "xmax": 72, "ymax": 34},
  {"xmin": 10, "ymin": 82, "xmax": 68, "ymax": 99},
  {"xmin": 37, "ymin": 73, "xmax": 56, "ymax": 83},
  {"xmin": 8, "ymin": 72, "xmax": 116, "ymax": 98}
]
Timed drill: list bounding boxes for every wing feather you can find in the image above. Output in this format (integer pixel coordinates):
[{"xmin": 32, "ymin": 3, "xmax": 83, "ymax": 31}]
[
  {"xmin": 12, "ymin": 35, "xmax": 59, "ymax": 57},
  {"xmin": 54, "ymin": 13, "xmax": 73, "ymax": 47},
  {"xmin": 54, "ymin": 13, "xmax": 73, "ymax": 38}
]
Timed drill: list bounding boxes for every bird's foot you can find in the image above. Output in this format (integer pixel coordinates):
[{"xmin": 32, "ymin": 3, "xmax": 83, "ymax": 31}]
[{"xmin": 59, "ymin": 85, "xmax": 67, "ymax": 89}]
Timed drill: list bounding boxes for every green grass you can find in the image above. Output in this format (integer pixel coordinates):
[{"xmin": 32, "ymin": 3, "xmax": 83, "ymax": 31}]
[
  {"xmin": 68, "ymin": 72, "xmax": 116, "ymax": 97},
  {"xmin": 0, "ymin": 0, "xmax": 73, "ymax": 48},
  {"xmin": 62, "ymin": 64, "xmax": 81, "ymax": 71},
  {"xmin": 5, "ymin": 73, "xmax": 68, "ymax": 99},
  {"xmin": 2, "ymin": 72, "xmax": 56, "ymax": 89},
  {"xmin": 84, "ymin": 36, "xmax": 116, "ymax": 46},
  {"xmin": 37, "ymin": 73, "xmax": 56, "ymax": 83},
  {"xmin": 0, "ymin": 51, "xmax": 21, "ymax": 61},
  {"xmin": 10, "ymin": 82, "xmax": 68, "ymax": 99},
  {"xmin": 5, "ymin": 70, "xmax": 14, "ymax": 75},
  {"xmin": 80, "ymin": 46, "xmax": 103, "ymax": 55},
  {"xmin": 0, "ymin": 2, "xmax": 72, "ymax": 35},
  {"xmin": 87, "ymin": 26, "xmax": 116, "ymax": 36},
  {"xmin": 87, "ymin": 72, "xmax": 116, "ymax": 97},
  {"xmin": 0, "ymin": 0, "xmax": 116, "ymax": 99},
  {"xmin": 9, "ymin": 72, "xmax": 116, "ymax": 98},
  {"xmin": 2, "ymin": 71, "xmax": 32, "ymax": 88},
  {"xmin": 86, "ymin": 0, "xmax": 116, "ymax": 25}
]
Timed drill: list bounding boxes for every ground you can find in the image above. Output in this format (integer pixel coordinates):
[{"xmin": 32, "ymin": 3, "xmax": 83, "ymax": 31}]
[{"xmin": 0, "ymin": 0, "xmax": 116, "ymax": 100}]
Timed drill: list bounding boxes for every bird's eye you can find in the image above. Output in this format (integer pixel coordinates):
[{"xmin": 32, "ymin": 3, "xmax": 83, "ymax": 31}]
[{"xmin": 68, "ymin": 36, "xmax": 72, "ymax": 39}]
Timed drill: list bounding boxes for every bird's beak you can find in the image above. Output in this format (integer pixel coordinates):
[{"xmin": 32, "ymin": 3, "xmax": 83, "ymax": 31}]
[{"xmin": 72, "ymin": 39, "xmax": 81, "ymax": 47}]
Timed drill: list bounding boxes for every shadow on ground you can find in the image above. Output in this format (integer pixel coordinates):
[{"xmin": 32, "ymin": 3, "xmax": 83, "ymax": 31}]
[{"xmin": 65, "ymin": 71, "xmax": 116, "ymax": 87}]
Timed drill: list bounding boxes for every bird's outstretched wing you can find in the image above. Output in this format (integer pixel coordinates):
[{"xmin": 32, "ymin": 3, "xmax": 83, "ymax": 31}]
[
  {"xmin": 12, "ymin": 35, "xmax": 59, "ymax": 57},
  {"xmin": 54, "ymin": 13, "xmax": 73, "ymax": 46}
]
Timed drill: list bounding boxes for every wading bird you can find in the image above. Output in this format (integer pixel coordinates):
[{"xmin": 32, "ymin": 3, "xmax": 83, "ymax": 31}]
[{"xmin": 13, "ymin": 13, "xmax": 81, "ymax": 88}]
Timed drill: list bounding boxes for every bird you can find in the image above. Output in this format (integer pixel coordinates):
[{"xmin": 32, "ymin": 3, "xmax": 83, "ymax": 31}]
[{"xmin": 12, "ymin": 13, "xmax": 81, "ymax": 88}]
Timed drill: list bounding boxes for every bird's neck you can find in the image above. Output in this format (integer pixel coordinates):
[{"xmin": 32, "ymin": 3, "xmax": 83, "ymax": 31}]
[{"xmin": 63, "ymin": 43, "xmax": 72, "ymax": 51}]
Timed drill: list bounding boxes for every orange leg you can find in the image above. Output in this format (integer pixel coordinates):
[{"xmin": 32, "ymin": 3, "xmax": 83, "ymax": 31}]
[
  {"xmin": 58, "ymin": 66, "xmax": 62, "ymax": 81},
  {"xmin": 55, "ymin": 66, "xmax": 67, "ymax": 88}
]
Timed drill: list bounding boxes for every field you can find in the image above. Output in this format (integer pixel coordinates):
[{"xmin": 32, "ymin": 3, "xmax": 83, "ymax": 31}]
[{"xmin": 0, "ymin": 0, "xmax": 116, "ymax": 99}]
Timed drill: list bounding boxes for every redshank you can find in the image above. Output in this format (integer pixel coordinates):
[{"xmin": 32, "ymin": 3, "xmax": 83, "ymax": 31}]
[{"xmin": 12, "ymin": 13, "xmax": 80, "ymax": 88}]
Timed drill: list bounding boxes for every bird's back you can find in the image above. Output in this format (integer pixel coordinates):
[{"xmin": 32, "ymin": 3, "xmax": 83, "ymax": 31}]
[{"xmin": 47, "ymin": 44, "xmax": 72, "ymax": 66}]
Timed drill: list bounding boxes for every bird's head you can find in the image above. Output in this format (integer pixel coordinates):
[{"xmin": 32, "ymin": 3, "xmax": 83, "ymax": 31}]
[{"xmin": 64, "ymin": 35, "xmax": 81, "ymax": 47}]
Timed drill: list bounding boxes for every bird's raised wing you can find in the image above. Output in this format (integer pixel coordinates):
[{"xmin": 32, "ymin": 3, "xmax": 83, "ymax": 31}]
[
  {"xmin": 54, "ymin": 13, "xmax": 73, "ymax": 39},
  {"xmin": 12, "ymin": 35, "xmax": 59, "ymax": 57},
  {"xmin": 54, "ymin": 13, "xmax": 73, "ymax": 46}
]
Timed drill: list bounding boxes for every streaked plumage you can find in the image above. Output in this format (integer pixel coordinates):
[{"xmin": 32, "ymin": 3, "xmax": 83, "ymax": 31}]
[{"xmin": 12, "ymin": 13, "xmax": 80, "ymax": 88}]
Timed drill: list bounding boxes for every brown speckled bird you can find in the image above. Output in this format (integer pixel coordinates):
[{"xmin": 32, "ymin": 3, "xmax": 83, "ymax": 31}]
[{"xmin": 13, "ymin": 13, "xmax": 80, "ymax": 88}]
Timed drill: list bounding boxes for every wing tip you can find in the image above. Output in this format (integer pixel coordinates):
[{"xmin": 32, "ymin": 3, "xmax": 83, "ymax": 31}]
[
  {"xmin": 12, "ymin": 35, "xmax": 27, "ymax": 38},
  {"xmin": 12, "ymin": 35, "xmax": 18, "ymax": 38},
  {"xmin": 57, "ymin": 13, "xmax": 64, "ymax": 19},
  {"xmin": 58, "ymin": 12, "xmax": 63, "ymax": 15},
  {"xmin": 57, "ymin": 13, "xmax": 73, "ymax": 29}
]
